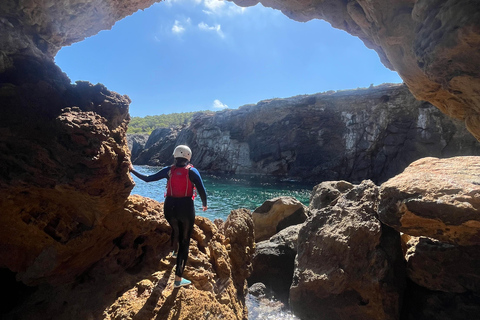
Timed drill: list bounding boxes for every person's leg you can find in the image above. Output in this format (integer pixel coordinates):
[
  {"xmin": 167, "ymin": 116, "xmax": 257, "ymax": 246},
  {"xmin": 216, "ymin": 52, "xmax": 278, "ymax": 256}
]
[
  {"xmin": 174, "ymin": 198, "xmax": 195, "ymax": 287},
  {"xmin": 164, "ymin": 197, "xmax": 179, "ymax": 254}
]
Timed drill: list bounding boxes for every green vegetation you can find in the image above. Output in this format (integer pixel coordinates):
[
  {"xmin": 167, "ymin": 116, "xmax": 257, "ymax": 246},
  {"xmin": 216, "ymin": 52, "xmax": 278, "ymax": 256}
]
[{"xmin": 127, "ymin": 111, "xmax": 206, "ymax": 134}]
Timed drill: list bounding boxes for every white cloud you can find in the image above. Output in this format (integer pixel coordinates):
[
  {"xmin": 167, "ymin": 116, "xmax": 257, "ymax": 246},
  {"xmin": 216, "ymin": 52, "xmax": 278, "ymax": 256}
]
[
  {"xmin": 213, "ymin": 99, "xmax": 228, "ymax": 109},
  {"xmin": 171, "ymin": 18, "xmax": 191, "ymax": 35},
  {"xmin": 198, "ymin": 22, "xmax": 225, "ymax": 38},
  {"xmin": 202, "ymin": 0, "xmax": 246, "ymax": 16},
  {"xmin": 172, "ymin": 20, "xmax": 186, "ymax": 34},
  {"xmin": 204, "ymin": 0, "xmax": 226, "ymax": 12}
]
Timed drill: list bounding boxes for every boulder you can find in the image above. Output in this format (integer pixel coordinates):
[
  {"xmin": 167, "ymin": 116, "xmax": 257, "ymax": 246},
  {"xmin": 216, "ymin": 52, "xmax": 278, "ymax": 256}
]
[
  {"xmin": 252, "ymin": 196, "xmax": 309, "ymax": 242},
  {"xmin": 405, "ymin": 236, "xmax": 480, "ymax": 294},
  {"xmin": 290, "ymin": 180, "xmax": 405, "ymax": 320},
  {"xmin": 309, "ymin": 180, "xmax": 354, "ymax": 210},
  {"xmin": 248, "ymin": 224, "xmax": 302, "ymax": 303},
  {"xmin": 378, "ymin": 156, "xmax": 480, "ymax": 246}
]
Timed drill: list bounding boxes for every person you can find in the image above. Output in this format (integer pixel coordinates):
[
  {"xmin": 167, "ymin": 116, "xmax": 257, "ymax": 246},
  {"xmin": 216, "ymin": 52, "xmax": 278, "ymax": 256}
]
[{"xmin": 129, "ymin": 145, "xmax": 207, "ymax": 288}]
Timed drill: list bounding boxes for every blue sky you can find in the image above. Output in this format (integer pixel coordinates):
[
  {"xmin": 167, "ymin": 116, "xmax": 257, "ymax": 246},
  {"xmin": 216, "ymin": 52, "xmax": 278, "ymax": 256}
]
[{"xmin": 55, "ymin": 0, "xmax": 402, "ymax": 118}]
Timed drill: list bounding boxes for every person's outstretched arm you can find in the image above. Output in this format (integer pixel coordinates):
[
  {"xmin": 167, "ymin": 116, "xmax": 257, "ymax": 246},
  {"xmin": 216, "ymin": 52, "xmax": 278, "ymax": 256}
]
[
  {"xmin": 189, "ymin": 168, "xmax": 208, "ymax": 211},
  {"xmin": 129, "ymin": 164, "xmax": 170, "ymax": 182}
]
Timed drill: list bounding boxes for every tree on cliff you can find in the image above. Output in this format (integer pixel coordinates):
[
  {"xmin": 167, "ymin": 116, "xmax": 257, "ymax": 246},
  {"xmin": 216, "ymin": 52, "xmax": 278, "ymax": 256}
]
[{"xmin": 128, "ymin": 112, "xmax": 206, "ymax": 133}]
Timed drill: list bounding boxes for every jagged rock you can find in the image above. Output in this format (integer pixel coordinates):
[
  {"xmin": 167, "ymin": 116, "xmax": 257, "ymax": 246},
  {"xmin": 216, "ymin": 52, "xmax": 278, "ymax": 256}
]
[
  {"xmin": 233, "ymin": 0, "xmax": 480, "ymax": 141},
  {"xmin": 405, "ymin": 236, "xmax": 480, "ymax": 294},
  {"xmin": 248, "ymin": 282, "xmax": 268, "ymax": 298},
  {"xmin": 127, "ymin": 133, "xmax": 150, "ymax": 161},
  {"xmin": 378, "ymin": 156, "xmax": 480, "ymax": 246},
  {"xmin": 222, "ymin": 208, "xmax": 256, "ymax": 297},
  {"xmin": 0, "ymin": 71, "xmax": 133, "ymax": 285},
  {"xmin": 134, "ymin": 127, "xmax": 180, "ymax": 166},
  {"xmin": 248, "ymin": 224, "xmax": 302, "ymax": 303},
  {"xmin": 309, "ymin": 180, "xmax": 354, "ymax": 210},
  {"xmin": 136, "ymin": 84, "xmax": 480, "ymax": 183},
  {"xmin": 3, "ymin": 196, "xmax": 254, "ymax": 320},
  {"xmin": 290, "ymin": 180, "xmax": 405, "ymax": 320},
  {"xmin": 252, "ymin": 196, "xmax": 309, "ymax": 242}
]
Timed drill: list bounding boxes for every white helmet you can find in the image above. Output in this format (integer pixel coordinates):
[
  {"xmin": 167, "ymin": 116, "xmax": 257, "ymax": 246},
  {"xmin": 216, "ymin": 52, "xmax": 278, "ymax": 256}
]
[{"xmin": 173, "ymin": 145, "xmax": 192, "ymax": 161}]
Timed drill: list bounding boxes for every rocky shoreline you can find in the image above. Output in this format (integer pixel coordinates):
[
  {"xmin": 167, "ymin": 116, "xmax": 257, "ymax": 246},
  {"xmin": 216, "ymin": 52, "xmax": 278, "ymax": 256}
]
[{"xmin": 249, "ymin": 156, "xmax": 480, "ymax": 320}]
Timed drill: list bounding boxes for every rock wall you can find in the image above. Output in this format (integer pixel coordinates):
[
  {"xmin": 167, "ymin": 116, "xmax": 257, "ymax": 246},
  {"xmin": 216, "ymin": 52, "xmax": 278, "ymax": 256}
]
[{"xmin": 133, "ymin": 84, "xmax": 480, "ymax": 184}]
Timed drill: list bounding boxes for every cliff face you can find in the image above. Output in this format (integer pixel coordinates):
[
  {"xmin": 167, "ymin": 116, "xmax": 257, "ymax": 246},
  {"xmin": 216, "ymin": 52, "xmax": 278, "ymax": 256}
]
[{"xmin": 133, "ymin": 84, "xmax": 480, "ymax": 184}]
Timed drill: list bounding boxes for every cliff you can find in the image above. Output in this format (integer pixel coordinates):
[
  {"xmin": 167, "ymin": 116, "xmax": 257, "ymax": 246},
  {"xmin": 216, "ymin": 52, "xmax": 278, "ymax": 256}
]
[{"xmin": 133, "ymin": 83, "xmax": 480, "ymax": 184}]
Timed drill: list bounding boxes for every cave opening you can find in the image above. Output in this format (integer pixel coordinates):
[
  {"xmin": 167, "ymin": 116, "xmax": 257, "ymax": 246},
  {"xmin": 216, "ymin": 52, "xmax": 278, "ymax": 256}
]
[{"xmin": 54, "ymin": 1, "xmax": 401, "ymax": 119}]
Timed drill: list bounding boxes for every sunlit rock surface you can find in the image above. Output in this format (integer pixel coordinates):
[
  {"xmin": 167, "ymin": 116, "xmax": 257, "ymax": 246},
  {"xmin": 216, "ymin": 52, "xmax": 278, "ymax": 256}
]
[
  {"xmin": 377, "ymin": 156, "xmax": 480, "ymax": 320},
  {"xmin": 378, "ymin": 156, "xmax": 480, "ymax": 246},
  {"xmin": 3, "ymin": 198, "xmax": 254, "ymax": 319},
  {"xmin": 252, "ymin": 196, "xmax": 309, "ymax": 242}
]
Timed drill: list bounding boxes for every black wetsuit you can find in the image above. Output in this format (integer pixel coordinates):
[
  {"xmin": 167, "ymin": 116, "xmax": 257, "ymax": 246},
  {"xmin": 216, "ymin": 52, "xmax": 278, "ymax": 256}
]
[{"xmin": 130, "ymin": 164, "xmax": 207, "ymax": 278}]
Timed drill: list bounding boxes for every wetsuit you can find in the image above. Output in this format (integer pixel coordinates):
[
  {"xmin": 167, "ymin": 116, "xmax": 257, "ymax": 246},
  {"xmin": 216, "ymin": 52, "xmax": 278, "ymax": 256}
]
[{"xmin": 130, "ymin": 164, "xmax": 207, "ymax": 278}]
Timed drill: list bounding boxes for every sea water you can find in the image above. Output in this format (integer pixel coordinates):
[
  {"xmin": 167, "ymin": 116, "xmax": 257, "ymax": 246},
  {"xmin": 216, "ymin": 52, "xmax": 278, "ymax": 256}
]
[
  {"xmin": 130, "ymin": 166, "xmax": 315, "ymax": 221},
  {"xmin": 130, "ymin": 165, "xmax": 311, "ymax": 320}
]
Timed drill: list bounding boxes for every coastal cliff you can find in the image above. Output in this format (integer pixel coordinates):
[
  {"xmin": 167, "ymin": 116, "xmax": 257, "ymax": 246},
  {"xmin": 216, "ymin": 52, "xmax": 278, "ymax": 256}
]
[{"xmin": 132, "ymin": 83, "xmax": 480, "ymax": 183}]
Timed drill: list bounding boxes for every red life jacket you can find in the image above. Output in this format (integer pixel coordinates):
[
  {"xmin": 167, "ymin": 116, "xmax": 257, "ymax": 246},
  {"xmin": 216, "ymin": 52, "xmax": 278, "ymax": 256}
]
[{"xmin": 166, "ymin": 164, "xmax": 195, "ymax": 198}]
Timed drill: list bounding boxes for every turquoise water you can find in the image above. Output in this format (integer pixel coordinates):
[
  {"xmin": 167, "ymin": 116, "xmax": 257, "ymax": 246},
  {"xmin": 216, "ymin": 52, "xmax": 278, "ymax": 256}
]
[
  {"xmin": 131, "ymin": 166, "xmax": 306, "ymax": 319},
  {"xmin": 130, "ymin": 166, "xmax": 315, "ymax": 221}
]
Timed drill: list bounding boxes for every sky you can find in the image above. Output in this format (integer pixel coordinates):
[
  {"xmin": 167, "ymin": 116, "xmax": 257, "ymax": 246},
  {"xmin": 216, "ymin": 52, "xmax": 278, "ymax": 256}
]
[{"xmin": 54, "ymin": 0, "xmax": 402, "ymax": 118}]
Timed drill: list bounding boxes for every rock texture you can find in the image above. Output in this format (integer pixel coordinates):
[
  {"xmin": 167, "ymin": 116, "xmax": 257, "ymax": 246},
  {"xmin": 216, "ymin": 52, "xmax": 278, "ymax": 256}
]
[
  {"xmin": 378, "ymin": 156, "xmax": 480, "ymax": 246},
  {"xmin": 405, "ymin": 237, "xmax": 480, "ymax": 294},
  {"xmin": 377, "ymin": 156, "xmax": 480, "ymax": 320},
  {"xmin": 252, "ymin": 196, "xmax": 309, "ymax": 242},
  {"xmin": 290, "ymin": 180, "xmax": 405, "ymax": 320},
  {"xmin": 133, "ymin": 84, "xmax": 480, "ymax": 184},
  {"xmin": 127, "ymin": 133, "xmax": 150, "ymax": 161},
  {"xmin": 3, "ymin": 197, "xmax": 255, "ymax": 320},
  {"xmin": 232, "ymin": 0, "xmax": 480, "ymax": 141},
  {"xmin": 248, "ymin": 224, "xmax": 302, "ymax": 303}
]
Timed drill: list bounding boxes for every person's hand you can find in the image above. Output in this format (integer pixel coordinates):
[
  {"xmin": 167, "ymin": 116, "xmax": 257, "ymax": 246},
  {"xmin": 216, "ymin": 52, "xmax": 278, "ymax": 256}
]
[{"xmin": 202, "ymin": 206, "xmax": 208, "ymax": 211}]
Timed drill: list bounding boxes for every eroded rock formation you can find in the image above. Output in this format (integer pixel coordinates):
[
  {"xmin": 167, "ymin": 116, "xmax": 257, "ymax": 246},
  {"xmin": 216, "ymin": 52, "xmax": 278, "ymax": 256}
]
[
  {"xmin": 378, "ymin": 156, "xmax": 480, "ymax": 320},
  {"xmin": 3, "ymin": 196, "xmax": 255, "ymax": 319},
  {"xmin": 378, "ymin": 156, "xmax": 480, "ymax": 246},
  {"xmin": 290, "ymin": 180, "xmax": 405, "ymax": 320},
  {"xmin": 133, "ymin": 84, "xmax": 480, "ymax": 183},
  {"xmin": 252, "ymin": 196, "xmax": 309, "ymax": 242},
  {"xmin": 251, "ymin": 157, "xmax": 480, "ymax": 319}
]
